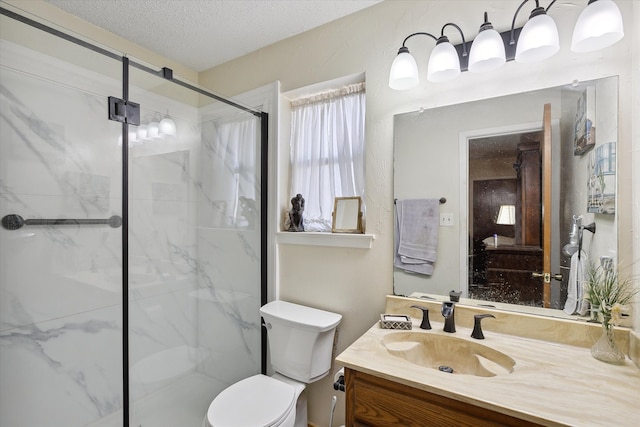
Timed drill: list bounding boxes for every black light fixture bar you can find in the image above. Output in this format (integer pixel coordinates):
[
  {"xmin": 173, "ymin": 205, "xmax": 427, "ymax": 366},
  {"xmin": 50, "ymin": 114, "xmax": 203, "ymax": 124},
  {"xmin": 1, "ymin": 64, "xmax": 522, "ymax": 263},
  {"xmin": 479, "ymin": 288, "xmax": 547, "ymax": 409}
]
[{"xmin": 453, "ymin": 27, "xmax": 523, "ymax": 72}]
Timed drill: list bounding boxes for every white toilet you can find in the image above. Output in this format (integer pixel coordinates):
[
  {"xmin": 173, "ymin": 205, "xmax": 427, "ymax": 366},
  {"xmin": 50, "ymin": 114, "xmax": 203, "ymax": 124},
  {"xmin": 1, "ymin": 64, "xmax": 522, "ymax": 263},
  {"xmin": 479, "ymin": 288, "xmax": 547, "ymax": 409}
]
[{"xmin": 204, "ymin": 300, "xmax": 342, "ymax": 427}]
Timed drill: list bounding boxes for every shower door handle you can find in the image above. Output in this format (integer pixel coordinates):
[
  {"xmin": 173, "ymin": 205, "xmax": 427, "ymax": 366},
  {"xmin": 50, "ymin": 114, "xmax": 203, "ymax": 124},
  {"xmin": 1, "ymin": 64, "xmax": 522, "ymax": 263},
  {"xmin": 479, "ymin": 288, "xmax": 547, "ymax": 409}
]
[{"xmin": 1, "ymin": 214, "xmax": 122, "ymax": 230}]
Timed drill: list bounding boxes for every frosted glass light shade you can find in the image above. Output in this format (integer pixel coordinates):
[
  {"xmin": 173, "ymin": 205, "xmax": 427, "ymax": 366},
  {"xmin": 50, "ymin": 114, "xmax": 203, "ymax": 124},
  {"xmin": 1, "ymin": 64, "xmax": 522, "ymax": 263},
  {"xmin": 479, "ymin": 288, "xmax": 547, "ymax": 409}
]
[
  {"xmin": 516, "ymin": 14, "xmax": 559, "ymax": 63},
  {"xmin": 159, "ymin": 117, "xmax": 177, "ymax": 136},
  {"xmin": 136, "ymin": 124, "xmax": 148, "ymax": 140},
  {"xmin": 389, "ymin": 48, "xmax": 419, "ymax": 90},
  {"xmin": 148, "ymin": 121, "xmax": 160, "ymax": 139},
  {"xmin": 468, "ymin": 28, "xmax": 506, "ymax": 73},
  {"xmin": 427, "ymin": 41, "xmax": 461, "ymax": 82},
  {"xmin": 571, "ymin": 0, "xmax": 624, "ymax": 53},
  {"xmin": 117, "ymin": 131, "xmax": 138, "ymax": 147}
]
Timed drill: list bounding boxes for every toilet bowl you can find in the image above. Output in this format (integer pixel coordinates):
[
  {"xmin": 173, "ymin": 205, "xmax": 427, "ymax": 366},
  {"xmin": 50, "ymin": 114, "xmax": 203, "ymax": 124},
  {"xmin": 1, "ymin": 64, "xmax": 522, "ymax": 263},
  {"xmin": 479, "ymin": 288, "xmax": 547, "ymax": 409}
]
[
  {"xmin": 203, "ymin": 300, "xmax": 341, "ymax": 427},
  {"xmin": 204, "ymin": 374, "xmax": 304, "ymax": 427}
]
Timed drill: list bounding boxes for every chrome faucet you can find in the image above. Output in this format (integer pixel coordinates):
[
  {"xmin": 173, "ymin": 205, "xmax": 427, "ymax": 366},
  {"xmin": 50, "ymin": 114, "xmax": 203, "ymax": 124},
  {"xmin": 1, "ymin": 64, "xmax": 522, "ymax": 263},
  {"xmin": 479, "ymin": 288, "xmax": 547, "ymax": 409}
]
[{"xmin": 441, "ymin": 302, "xmax": 455, "ymax": 333}]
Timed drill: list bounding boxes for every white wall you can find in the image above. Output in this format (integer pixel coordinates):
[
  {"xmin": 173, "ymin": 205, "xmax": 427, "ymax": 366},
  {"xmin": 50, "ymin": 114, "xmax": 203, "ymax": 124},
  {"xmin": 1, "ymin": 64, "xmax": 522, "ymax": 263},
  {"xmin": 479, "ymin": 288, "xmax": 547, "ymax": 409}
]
[{"xmin": 199, "ymin": 1, "xmax": 638, "ymax": 426}]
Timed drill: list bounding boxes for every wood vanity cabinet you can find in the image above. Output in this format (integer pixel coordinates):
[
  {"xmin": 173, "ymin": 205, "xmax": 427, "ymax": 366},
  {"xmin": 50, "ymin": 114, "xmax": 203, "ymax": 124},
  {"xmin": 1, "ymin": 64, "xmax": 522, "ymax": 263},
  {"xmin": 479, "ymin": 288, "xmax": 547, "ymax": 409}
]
[{"xmin": 344, "ymin": 368, "xmax": 542, "ymax": 427}]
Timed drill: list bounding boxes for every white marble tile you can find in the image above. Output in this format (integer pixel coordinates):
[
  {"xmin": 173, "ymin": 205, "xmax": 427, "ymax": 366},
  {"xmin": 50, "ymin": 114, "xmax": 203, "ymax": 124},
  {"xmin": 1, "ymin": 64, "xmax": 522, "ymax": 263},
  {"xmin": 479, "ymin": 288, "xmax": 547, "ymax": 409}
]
[
  {"xmin": 196, "ymin": 228, "xmax": 261, "ymax": 296},
  {"xmin": 193, "ymin": 287, "xmax": 262, "ymax": 386},
  {"xmin": 0, "ymin": 305, "xmax": 123, "ymax": 427}
]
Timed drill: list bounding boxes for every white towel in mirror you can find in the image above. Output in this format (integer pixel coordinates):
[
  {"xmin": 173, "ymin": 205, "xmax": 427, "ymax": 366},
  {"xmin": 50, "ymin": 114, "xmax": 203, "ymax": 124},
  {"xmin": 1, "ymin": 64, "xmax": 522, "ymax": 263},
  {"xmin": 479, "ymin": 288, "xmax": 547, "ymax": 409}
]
[{"xmin": 563, "ymin": 250, "xmax": 587, "ymax": 315}]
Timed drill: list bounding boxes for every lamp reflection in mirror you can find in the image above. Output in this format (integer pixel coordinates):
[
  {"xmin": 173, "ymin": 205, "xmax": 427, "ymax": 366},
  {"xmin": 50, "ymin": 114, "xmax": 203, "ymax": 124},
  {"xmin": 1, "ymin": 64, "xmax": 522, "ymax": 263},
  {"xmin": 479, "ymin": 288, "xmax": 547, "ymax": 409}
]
[
  {"xmin": 148, "ymin": 120, "xmax": 160, "ymax": 139},
  {"xmin": 159, "ymin": 115, "xmax": 177, "ymax": 136},
  {"xmin": 136, "ymin": 123, "xmax": 148, "ymax": 140},
  {"xmin": 496, "ymin": 205, "xmax": 516, "ymax": 225},
  {"xmin": 571, "ymin": 0, "xmax": 624, "ymax": 53},
  {"xmin": 468, "ymin": 12, "xmax": 506, "ymax": 73},
  {"xmin": 117, "ymin": 130, "xmax": 139, "ymax": 147}
]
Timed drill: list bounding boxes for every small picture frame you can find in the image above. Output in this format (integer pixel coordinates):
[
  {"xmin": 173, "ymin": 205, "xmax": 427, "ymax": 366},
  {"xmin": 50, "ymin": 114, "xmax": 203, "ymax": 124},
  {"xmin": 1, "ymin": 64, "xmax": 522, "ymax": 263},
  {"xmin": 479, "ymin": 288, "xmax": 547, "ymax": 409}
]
[
  {"xmin": 587, "ymin": 142, "xmax": 616, "ymax": 215},
  {"xmin": 331, "ymin": 196, "xmax": 363, "ymax": 233}
]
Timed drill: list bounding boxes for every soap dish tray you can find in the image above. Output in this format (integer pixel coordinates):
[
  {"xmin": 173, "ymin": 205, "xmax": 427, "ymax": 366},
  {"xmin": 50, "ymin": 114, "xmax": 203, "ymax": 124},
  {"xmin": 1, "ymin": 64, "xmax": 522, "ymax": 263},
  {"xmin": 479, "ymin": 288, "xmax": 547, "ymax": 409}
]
[{"xmin": 380, "ymin": 314, "xmax": 412, "ymax": 330}]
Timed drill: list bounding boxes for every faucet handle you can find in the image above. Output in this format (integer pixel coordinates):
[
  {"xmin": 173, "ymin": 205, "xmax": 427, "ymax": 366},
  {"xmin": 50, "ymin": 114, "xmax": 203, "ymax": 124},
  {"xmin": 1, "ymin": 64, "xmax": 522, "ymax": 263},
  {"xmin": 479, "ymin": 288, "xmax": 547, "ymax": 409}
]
[
  {"xmin": 410, "ymin": 305, "xmax": 432, "ymax": 330},
  {"xmin": 471, "ymin": 314, "xmax": 496, "ymax": 339}
]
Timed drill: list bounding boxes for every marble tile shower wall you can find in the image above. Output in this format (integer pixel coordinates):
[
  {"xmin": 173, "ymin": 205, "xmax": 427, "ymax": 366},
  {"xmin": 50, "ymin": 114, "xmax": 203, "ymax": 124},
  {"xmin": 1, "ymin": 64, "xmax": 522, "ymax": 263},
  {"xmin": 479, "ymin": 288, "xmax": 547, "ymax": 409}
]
[
  {"xmin": 0, "ymin": 39, "xmax": 262, "ymax": 426},
  {"xmin": 1, "ymin": 40, "xmax": 125, "ymax": 427},
  {"xmin": 195, "ymin": 110, "xmax": 262, "ymax": 387}
]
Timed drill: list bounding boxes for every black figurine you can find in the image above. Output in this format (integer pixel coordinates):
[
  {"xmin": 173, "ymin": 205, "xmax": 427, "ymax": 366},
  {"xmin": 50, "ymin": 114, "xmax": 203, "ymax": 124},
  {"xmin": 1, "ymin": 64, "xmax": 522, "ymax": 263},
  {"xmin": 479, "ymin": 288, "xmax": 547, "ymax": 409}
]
[{"xmin": 288, "ymin": 193, "xmax": 305, "ymax": 232}]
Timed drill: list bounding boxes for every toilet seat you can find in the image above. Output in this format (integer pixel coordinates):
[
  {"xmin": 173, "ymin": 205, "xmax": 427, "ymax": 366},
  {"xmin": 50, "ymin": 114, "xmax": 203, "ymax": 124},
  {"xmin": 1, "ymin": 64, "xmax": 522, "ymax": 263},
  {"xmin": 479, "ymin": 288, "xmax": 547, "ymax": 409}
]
[{"xmin": 206, "ymin": 374, "xmax": 296, "ymax": 427}]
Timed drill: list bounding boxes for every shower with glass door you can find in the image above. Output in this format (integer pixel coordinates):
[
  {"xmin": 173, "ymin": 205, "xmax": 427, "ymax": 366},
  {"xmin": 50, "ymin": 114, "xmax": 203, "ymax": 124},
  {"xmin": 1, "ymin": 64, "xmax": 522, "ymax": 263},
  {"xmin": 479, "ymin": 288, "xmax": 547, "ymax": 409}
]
[{"xmin": 0, "ymin": 4, "xmax": 267, "ymax": 426}]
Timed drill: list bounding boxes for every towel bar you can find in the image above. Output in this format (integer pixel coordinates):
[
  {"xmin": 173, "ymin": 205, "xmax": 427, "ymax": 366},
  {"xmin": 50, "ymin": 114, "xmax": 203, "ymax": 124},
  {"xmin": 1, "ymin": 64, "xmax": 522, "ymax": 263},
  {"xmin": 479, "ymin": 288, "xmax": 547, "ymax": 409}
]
[
  {"xmin": 1, "ymin": 214, "xmax": 122, "ymax": 230},
  {"xmin": 394, "ymin": 197, "xmax": 446, "ymax": 205}
]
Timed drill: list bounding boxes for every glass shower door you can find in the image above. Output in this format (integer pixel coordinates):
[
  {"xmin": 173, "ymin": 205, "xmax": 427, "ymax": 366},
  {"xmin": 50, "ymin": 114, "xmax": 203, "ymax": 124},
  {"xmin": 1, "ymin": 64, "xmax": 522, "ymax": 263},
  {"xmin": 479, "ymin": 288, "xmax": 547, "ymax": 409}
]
[
  {"xmin": 127, "ymin": 62, "xmax": 264, "ymax": 426},
  {"xmin": 0, "ymin": 8, "xmax": 125, "ymax": 427}
]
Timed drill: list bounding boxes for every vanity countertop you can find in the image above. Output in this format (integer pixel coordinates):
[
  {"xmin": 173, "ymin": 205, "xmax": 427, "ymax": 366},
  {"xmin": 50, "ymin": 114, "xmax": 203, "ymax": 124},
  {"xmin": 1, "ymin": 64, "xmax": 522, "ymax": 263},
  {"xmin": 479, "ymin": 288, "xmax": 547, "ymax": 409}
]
[{"xmin": 336, "ymin": 319, "xmax": 640, "ymax": 426}]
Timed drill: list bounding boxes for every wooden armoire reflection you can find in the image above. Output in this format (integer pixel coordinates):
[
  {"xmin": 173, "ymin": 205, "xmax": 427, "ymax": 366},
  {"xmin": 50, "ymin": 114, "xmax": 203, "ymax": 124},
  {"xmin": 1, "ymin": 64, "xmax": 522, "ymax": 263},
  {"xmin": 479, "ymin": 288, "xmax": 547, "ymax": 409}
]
[{"xmin": 473, "ymin": 132, "xmax": 544, "ymax": 306}]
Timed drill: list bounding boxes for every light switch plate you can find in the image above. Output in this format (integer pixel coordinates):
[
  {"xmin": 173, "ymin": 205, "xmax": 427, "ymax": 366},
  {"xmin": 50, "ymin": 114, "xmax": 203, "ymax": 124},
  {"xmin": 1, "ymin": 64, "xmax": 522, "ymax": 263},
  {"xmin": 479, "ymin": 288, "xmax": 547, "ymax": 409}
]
[{"xmin": 440, "ymin": 213, "xmax": 454, "ymax": 227}]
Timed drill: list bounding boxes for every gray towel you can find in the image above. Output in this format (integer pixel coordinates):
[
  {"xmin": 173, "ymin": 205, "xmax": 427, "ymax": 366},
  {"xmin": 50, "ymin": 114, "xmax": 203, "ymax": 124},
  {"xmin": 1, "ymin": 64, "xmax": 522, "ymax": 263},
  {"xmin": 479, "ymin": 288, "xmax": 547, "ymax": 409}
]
[{"xmin": 394, "ymin": 199, "xmax": 439, "ymax": 276}]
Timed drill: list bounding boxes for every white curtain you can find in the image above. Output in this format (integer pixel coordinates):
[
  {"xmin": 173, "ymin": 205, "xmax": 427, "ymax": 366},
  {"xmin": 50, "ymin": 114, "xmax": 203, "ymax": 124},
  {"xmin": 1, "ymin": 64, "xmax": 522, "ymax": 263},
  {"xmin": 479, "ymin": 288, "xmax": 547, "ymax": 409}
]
[{"xmin": 289, "ymin": 83, "xmax": 365, "ymax": 231}]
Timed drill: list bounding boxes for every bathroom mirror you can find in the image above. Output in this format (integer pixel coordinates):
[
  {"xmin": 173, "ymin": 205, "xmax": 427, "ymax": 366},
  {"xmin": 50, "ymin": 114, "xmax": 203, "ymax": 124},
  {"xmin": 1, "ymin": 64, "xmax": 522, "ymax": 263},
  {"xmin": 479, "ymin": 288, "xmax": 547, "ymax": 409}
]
[
  {"xmin": 332, "ymin": 196, "xmax": 363, "ymax": 233},
  {"xmin": 393, "ymin": 76, "xmax": 619, "ymax": 317}
]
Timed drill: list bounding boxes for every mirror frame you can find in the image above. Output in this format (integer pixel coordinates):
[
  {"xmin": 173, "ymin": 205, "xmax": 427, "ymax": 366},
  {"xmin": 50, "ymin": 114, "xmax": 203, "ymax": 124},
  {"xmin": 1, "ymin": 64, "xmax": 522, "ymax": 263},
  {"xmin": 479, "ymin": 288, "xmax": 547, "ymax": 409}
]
[{"xmin": 332, "ymin": 196, "xmax": 363, "ymax": 233}]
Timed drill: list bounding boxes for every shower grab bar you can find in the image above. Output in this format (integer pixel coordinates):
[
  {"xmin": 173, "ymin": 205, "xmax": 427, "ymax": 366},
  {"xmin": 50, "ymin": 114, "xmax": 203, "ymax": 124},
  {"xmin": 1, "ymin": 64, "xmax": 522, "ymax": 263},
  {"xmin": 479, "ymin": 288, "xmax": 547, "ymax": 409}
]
[{"xmin": 1, "ymin": 214, "xmax": 122, "ymax": 230}]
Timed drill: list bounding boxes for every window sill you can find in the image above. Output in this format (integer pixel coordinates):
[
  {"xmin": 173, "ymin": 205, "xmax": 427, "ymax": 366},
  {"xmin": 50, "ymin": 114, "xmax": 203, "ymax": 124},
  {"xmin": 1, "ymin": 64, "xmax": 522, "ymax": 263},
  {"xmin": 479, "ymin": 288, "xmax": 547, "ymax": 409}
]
[{"xmin": 276, "ymin": 231, "xmax": 375, "ymax": 249}]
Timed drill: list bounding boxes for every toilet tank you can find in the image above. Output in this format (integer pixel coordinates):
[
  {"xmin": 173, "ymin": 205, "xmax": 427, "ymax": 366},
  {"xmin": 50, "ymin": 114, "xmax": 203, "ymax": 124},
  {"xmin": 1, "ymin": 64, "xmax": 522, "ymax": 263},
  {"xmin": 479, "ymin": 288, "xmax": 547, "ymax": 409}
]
[{"xmin": 260, "ymin": 300, "xmax": 342, "ymax": 383}]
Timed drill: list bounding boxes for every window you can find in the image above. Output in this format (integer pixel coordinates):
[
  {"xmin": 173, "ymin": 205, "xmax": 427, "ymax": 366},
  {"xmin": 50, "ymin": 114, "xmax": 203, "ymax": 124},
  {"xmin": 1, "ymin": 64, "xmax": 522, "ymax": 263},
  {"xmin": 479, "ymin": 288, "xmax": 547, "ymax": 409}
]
[{"xmin": 288, "ymin": 82, "xmax": 365, "ymax": 231}]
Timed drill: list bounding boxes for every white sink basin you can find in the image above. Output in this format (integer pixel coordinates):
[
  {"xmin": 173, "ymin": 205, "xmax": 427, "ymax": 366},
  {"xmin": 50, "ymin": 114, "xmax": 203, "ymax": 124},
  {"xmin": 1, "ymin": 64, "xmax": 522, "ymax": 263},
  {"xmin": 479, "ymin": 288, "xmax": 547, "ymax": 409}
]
[{"xmin": 381, "ymin": 332, "xmax": 515, "ymax": 377}]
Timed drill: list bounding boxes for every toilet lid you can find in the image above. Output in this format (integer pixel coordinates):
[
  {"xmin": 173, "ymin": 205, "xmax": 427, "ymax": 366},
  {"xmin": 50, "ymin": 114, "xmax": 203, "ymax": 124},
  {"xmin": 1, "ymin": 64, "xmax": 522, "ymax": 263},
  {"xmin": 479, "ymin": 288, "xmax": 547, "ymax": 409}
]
[{"xmin": 207, "ymin": 374, "xmax": 296, "ymax": 427}]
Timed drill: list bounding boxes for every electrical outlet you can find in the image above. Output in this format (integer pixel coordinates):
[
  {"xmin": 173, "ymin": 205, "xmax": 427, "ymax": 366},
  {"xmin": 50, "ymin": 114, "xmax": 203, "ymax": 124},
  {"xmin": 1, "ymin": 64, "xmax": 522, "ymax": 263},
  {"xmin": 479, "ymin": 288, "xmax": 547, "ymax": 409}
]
[{"xmin": 439, "ymin": 213, "xmax": 454, "ymax": 227}]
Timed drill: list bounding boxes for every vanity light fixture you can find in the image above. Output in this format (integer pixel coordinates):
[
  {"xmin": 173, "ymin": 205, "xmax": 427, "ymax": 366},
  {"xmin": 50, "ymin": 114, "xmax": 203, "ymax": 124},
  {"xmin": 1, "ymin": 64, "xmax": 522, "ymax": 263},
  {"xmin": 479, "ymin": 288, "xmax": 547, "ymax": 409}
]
[{"xmin": 389, "ymin": 0, "xmax": 624, "ymax": 90}]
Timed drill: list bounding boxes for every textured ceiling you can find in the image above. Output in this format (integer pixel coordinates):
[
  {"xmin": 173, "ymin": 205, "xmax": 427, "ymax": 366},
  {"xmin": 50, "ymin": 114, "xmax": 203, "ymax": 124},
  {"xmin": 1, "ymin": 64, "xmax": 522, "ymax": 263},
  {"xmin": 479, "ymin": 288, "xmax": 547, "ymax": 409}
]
[{"xmin": 45, "ymin": 0, "xmax": 382, "ymax": 72}]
